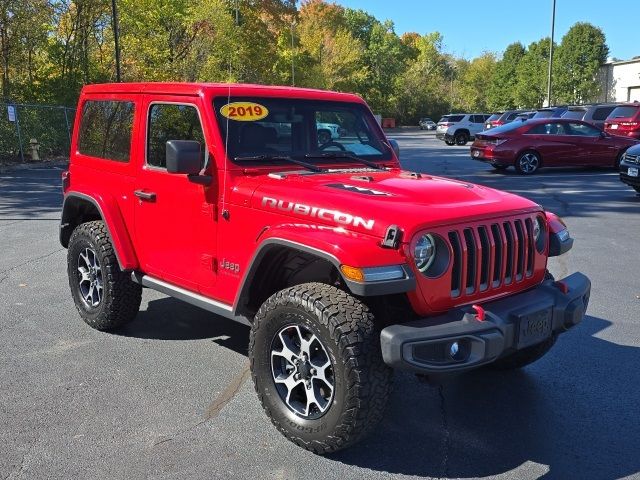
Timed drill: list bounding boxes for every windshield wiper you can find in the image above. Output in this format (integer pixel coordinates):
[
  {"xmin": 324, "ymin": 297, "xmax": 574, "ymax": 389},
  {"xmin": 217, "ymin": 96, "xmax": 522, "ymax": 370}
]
[
  {"xmin": 304, "ymin": 152, "xmax": 386, "ymax": 170},
  {"xmin": 234, "ymin": 154, "xmax": 324, "ymax": 173}
]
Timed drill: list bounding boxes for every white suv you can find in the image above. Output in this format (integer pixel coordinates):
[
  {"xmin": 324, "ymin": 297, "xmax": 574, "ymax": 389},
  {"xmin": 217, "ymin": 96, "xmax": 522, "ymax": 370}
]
[{"xmin": 436, "ymin": 114, "xmax": 490, "ymax": 145}]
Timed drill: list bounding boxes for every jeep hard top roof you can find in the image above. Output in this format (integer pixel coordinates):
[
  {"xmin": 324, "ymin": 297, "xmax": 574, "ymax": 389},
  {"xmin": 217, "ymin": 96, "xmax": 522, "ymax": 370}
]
[{"xmin": 81, "ymin": 82, "xmax": 365, "ymax": 103}]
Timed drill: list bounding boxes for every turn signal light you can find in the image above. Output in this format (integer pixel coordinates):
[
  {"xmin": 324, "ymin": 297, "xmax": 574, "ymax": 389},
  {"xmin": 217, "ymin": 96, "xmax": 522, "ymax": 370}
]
[{"xmin": 340, "ymin": 265, "xmax": 365, "ymax": 282}]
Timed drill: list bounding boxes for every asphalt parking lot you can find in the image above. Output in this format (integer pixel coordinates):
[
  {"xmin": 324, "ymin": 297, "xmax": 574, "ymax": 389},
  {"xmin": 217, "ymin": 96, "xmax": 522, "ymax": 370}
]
[{"xmin": 1, "ymin": 130, "xmax": 639, "ymax": 480}]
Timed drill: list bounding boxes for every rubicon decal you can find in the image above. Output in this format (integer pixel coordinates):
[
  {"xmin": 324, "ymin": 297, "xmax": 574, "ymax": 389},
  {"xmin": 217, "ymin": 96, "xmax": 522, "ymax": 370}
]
[{"xmin": 262, "ymin": 196, "xmax": 375, "ymax": 230}]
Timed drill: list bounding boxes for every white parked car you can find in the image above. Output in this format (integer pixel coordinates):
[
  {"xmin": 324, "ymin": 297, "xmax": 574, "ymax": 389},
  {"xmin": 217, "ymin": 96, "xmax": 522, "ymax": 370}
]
[
  {"xmin": 436, "ymin": 114, "xmax": 490, "ymax": 145},
  {"xmin": 316, "ymin": 122, "xmax": 342, "ymax": 143}
]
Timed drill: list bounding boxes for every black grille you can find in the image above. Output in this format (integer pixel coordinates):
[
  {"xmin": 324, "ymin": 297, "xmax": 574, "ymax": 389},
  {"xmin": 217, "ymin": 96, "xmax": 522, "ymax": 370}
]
[
  {"xmin": 625, "ymin": 154, "xmax": 639, "ymax": 165},
  {"xmin": 449, "ymin": 219, "xmax": 535, "ymax": 298}
]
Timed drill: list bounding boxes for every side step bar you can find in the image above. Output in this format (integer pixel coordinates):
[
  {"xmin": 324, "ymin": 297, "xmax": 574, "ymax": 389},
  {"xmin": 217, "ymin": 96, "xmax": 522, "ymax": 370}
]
[{"xmin": 131, "ymin": 273, "xmax": 251, "ymax": 326}]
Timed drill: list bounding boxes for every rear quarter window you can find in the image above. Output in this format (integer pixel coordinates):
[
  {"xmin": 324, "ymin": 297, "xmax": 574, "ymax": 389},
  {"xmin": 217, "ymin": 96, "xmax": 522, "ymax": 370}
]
[
  {"xmin": 78, "ymin": 100, "xmax": 135, "ymax": 162},
  {"xmin": 447, "ymin": 115, "xmax": 464, "ymax": 122},
  {"xmin": 591, "ymin": 106, "xmax": 616, "ymax": 121}
]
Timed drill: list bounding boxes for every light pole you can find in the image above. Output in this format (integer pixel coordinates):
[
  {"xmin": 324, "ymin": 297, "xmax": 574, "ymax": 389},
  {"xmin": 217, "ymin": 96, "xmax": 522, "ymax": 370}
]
[
  {"xmin": 111, "ymin": 0, "xmax": 121, "ymax": 82},
  {"xmin": 546, "ymin": 0, "xmax": 556, "ymax": 107}
]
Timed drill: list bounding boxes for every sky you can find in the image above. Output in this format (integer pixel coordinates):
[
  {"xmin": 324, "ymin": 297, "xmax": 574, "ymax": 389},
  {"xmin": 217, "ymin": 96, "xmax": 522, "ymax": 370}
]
[{"xmin": 335, "ymin": 0, "xmax": 639, "ymax": 61}]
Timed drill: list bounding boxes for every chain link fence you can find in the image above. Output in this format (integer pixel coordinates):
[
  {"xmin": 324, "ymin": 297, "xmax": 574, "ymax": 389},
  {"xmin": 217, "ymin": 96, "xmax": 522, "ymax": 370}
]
[{"xmin": 0, "ymin": 103, "xmax": 76, "ymax": 164}]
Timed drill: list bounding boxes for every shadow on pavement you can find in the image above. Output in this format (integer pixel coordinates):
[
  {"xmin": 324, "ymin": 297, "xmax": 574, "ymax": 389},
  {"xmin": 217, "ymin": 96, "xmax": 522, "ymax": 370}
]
[
  {"xmin": 331, "ymin": 315, "xmax": 640, "ymax": 479},
  {"xmin": 116, "ymin": 297, "xmax": 249, "ymax": 356}
]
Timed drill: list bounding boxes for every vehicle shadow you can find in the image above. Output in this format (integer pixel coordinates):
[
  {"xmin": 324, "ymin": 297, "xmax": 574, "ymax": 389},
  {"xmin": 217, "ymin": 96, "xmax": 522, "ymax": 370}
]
[
  {"xmin": 330, "ymin": 315, "xmax": 640, "ymax": 479},
  {"xmin": 115, "ymin": 297, "xmax": 250, "ymax": 356}
]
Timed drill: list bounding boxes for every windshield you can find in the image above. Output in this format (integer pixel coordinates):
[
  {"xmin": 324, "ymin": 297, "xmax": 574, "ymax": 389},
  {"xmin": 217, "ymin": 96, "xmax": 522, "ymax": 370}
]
[
  {"xmin": 486, "ymin": 114, "xmax": 502, "ymax": 122},
  {"xmin": 532, "ymin": 110, "xmax": 554, "ymax": 119},
  {"xmin": 213, "ymin": 97, "xmax": 391, "ymax": 166},
  {"xmin": 609, "ymin": 105, "xmax": 639, "ymax": 119},
  {"xmin": 486, "ymin": 121, "xmax": 526, "ymax": 134}
]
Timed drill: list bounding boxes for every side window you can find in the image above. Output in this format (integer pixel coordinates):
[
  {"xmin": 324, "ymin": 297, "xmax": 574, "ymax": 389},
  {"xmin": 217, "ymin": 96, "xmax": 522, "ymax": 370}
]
[
  {"xmin": 592, "ymin": 107, "xmax": 615, "ymax": 121},
  {"xmin": 78, "ymin": 100, "xmax": 135, "ymax": 162},
  {"xmin": 527, "ymin": 123, "xmax": 566, "ymax": 135},
  {"xmin": 147, "ymin": 103, "xmax": 205, "ymax": 169},
  {"xmin": 567, "ymin": 122, "xmax": 600, "ymax": 136}
]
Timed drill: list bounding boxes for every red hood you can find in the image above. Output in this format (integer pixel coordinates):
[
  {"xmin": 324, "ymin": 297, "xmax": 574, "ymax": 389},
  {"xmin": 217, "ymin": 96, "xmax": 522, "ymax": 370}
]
[{"xmin": 232, "ymin": 169, "xmax": 542, "ymax": 240}]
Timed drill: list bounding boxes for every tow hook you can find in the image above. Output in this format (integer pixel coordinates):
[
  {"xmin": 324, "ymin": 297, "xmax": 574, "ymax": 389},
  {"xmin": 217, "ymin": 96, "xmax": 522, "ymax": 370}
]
[{"xmin": 472, "ymin": 304, "xmax": 486, "ymax": 321}]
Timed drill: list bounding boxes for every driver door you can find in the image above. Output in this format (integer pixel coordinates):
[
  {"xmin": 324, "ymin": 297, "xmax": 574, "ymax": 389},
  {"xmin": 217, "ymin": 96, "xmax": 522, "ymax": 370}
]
[{"xmin": 134, "ymin": 97, "xmax": 217, "ymax": 292}]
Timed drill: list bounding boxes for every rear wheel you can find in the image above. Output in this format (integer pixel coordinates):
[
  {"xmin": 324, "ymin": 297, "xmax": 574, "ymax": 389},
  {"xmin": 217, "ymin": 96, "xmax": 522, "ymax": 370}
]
[
  {"xmin": 515, "ymin": 151, "xmax": 541, "ymax": 174},
  {"xmin": 455, "ymin": 131, "xmax": 469, "ymax": 145},
  {"xmin": 249, "ymin": 283, "xmax": 391, "ymax": 454},
  {"xmin": 67, "ymin": 221, "xmax": 141, "ymax": 330},
  {"xmin": 445, "ymin": 138, "xmax": 455, "ymax": 146}
]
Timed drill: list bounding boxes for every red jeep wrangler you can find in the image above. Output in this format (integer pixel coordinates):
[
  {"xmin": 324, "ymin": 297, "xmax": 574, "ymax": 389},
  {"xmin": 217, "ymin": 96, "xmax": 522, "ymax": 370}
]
[{"xmin": 60, "ymin": 83, "xmax": 590, "ymax": 453}]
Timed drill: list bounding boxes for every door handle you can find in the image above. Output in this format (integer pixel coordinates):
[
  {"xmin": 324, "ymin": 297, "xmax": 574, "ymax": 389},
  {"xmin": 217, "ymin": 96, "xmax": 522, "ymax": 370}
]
[{"xmin": 134, "ymin": 190, "xmax": 156, "ymax": 201}]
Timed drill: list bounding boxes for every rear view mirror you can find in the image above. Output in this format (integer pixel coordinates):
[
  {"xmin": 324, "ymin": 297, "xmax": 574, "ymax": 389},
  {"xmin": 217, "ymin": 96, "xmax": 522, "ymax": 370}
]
[
  {"xmin": 389, "ymin": 139, "xmax": 400, "ymax": 158},
  {"xmin": 166, "ymin": 140, "xmax": 202, "ymax": 175}
]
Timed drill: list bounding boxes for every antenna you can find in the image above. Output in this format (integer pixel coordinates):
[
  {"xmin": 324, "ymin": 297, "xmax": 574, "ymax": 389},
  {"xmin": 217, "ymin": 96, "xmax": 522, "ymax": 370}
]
[{"xmin": 221, "ymin": 0, "xmax": 240, "ymax": 221}]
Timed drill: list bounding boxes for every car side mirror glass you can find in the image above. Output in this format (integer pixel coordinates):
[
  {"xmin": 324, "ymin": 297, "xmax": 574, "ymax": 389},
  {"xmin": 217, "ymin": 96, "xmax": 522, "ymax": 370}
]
[
  {"xmin": 389, "ymin": 139, "xmax": 400, "ymax": 158},
  {"xmin": 599, "ymin": 131, "xmax": 607, "ymax": 138},
  {"xmin": 166, "ymin": 140, "xmax": 202, "ymax": 175}
]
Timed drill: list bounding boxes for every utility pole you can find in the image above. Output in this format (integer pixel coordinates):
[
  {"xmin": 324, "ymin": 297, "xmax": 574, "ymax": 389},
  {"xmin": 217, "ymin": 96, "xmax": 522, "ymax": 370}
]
[
  {"xmin": 111, "ymin": 0, "xmax": 122, "ymax": 82},
  {"xmin": 546, "ymin": 0, "xmax": 556, "ymax": 107}
]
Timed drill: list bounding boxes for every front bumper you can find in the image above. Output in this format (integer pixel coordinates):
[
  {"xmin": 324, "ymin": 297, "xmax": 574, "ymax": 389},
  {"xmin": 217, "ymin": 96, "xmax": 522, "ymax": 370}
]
[
  {"xmin": 619, "ymin": 159, "xmax": 640, "ymax": 188},
  {"xmin": 380, "ymin": 272, "xmax": 590, "ymax": 374}
]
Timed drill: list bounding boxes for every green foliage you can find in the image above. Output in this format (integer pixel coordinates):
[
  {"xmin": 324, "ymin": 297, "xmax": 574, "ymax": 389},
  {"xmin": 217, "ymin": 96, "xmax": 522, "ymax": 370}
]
[
  {"xmin": 0, "ymin": 1, "xmax": 612, "ymax": 124},
  {"xmin": 487, "ymin": 42, "xmax": 525, "ymax": 110},
  {"xmin": 554, "ymin": 23, "xmax": 608, "ymax": 104}
]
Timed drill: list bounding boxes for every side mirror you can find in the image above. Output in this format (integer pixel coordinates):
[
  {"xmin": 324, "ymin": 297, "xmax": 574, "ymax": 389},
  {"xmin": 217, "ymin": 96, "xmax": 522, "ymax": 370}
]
[
  {"xmin": 389, "ymin": 139, "xmax": 400, "ymax": 158},
  {"xmin": 599, "ymin": 131, "xmax": 608, "ymax": 138},
  {"xmin": 166, "ymin": 140, "xmax": 202, "ymax": 175}
]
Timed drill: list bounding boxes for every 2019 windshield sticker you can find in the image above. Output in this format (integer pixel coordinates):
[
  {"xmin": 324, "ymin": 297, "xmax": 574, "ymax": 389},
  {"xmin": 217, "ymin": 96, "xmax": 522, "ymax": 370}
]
[
  {"xmin": 220, "ymin": 102, "xmax": 269, "ymax": 121},
  {"xmin": 262, "ymin": 196, "xmax": 375, "ymax": 230}
]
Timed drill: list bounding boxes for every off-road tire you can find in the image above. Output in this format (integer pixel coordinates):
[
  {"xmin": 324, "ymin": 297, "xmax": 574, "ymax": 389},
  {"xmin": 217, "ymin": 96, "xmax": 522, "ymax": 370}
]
[
  {"xmin": 490, "ymin": 334, "xmax": 557, "ymax": 370},
  {"xmin": 249, "ymin": 282, "xmax": 391, "ymax": 454},
  {"xmin": 67, "ymin": 220, "xmax": 142, "ymax": 330}
]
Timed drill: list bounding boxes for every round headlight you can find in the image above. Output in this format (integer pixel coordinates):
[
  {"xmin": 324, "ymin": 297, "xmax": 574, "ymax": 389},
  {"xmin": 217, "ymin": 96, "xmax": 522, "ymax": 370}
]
[{"xmin": 414, "ymin": 234, "xmax": 436, "ymax": 272}]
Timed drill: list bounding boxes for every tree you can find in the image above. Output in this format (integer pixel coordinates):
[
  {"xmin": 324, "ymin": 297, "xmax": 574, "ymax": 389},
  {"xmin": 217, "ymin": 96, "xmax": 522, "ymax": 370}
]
[
  {"xmin": 554, "ymin": 22, "xmax": 608, "ymax": 104},
  {"xmin": 457, "ymin": 52, "xmax": 497, "ymax": 112},
  {"xmin": 514, "ymin": 38, "xmax": 554, "ymax": 109},
  {"xmin": 487, "ymin": 42, "xmax": 525, "ymax": 110}
]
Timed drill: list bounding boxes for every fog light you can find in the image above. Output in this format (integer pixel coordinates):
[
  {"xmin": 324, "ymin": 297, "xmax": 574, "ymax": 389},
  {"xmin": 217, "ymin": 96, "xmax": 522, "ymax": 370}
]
[
  {"xmin": 448, "ymin": 340, "xmax": 469, "ymax": 362},
  {"xmin": 449, "ymin": 342, "xmax": 459, "ymax": 358}
]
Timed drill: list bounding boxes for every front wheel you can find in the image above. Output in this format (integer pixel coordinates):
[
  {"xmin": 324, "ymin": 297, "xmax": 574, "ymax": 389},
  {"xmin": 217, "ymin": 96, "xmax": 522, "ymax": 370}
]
[
  {"xmin": 515, "ymin": 151, "xmax": 541, "ymax": 174},
  {"xmin": 249, "ymin": 283, "xmax": 391, "ymax": 454},
  {"xmin": 445, "ymin": 138, "xmax": 455, "ymax": 146}
]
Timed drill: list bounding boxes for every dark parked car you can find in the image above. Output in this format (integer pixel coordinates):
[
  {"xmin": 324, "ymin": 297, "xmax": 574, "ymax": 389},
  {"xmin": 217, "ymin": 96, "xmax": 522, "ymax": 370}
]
[
  {"xmin": 604, "ymin": 103, "xmax": 640, "ymax": 139},
  {"xmin": 514, "ymin": 111, "xmax": 535, "ymax": 121},
  {"xmin": 561, "ymin": 106, "xmax": 587, "ymax": 121},
  {"xmin": 582, "ymin": 103, "xmax": 619, "ymax": 130},
  {"xmin": 531, "ymin": 106, "xmax": 569, "ymax": 119},
  {"xmin": 484, "ymin": 110, "xmax": 526, "ymax": 130},
  {"xmin": 469, "ymin": 118, "xmax": 638, "ymax": 174},
  {"xmin": 619, "ymin": 144, "xmax": 640, "ymax": 193}
]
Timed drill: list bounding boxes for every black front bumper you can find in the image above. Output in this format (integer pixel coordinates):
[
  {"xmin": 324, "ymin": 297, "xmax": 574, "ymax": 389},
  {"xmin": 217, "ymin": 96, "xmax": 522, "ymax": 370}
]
[
  {"xmin": 619, "ymin": 159, "xmax": 640, "ymax": 188},
  {"xmin": 380, "ymin": 272, "xmax": 590, "ymax": 374}
]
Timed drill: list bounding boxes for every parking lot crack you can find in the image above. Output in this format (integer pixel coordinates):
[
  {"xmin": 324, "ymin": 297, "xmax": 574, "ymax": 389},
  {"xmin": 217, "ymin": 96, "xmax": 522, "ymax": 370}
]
[
  {"xmin": 205, "ymin": 363, "xmax": 251, "ymax": 420},
  {"xmin": 0, "ymin": 248, "xmax": 64, "ymax": 282}
]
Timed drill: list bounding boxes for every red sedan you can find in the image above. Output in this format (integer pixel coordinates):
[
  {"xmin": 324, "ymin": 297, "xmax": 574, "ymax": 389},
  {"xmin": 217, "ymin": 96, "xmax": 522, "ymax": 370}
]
[{"xmin": 470, "ymin": 118, "xmax": 639, "ymax": 174}]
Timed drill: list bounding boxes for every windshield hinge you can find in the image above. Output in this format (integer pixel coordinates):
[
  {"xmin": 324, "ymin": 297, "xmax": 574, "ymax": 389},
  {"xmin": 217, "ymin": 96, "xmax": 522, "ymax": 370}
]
[{"xmin": 382, "ymin": 225, "xmax": 402, "ymax": 249}]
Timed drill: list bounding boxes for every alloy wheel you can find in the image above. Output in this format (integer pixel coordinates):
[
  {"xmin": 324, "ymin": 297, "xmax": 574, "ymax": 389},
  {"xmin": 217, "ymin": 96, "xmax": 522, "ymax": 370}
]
[
  {"xmin": 77, "ymin": 247, "xmax": 103, "ymax": 308},
  {"xmin": 270, "ymin": 324, "xmax": 335, "ymax": 419},
  {"xmin": 518, "ymin": 153, "xmax": 540, "ymax": 173}
]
